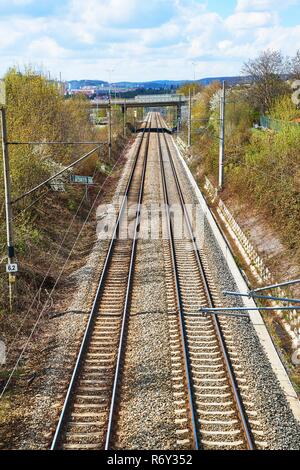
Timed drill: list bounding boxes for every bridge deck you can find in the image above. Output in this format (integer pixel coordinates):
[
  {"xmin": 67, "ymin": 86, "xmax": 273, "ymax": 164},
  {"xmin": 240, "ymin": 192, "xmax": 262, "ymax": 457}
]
[{"xmin": 91, "ymin": 96, "xmax": 188, "ymax": 109}]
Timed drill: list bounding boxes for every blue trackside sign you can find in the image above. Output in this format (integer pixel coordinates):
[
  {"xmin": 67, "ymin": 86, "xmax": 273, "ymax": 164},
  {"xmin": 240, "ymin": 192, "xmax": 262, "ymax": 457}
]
[{"xmin": 71, "ymin": 175, "xmax": 94, "ymax": 184}]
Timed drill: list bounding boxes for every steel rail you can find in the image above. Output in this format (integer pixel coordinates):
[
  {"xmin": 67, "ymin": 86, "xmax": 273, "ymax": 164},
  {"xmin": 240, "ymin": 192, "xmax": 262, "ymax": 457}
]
[
  {"xmin": 50, "ymin": 114, "xmax": 151, "ymax": 450},
  {"xmin": 155, "ymin": 113, "xmax": 199, "ymax": 450},
  {"xmin": 158, "ymin": 114, "xmax": 255, "ymax": 450},
  {"xmin": 104, "ymin": 115, "xmax": 151, "ymax": 450}
]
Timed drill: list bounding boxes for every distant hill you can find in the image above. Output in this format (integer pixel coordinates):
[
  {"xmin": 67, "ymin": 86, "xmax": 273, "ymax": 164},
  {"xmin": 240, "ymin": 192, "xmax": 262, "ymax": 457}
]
[
  {"xmin": 198, "ymin": 76, "xmax": 248, "ymax": 86},
  {"xmin": 68, "ymin": 76, "xmax": 247, "ymax": 90},
  {"xmin": 68, "ymin": 80, "xmax": 108, "ymax": 89}
]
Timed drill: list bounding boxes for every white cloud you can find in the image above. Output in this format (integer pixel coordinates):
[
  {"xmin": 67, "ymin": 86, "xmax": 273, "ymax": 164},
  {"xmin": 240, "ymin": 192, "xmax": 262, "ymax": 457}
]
[
  {"xmin": 236, "ymin": 0, "xmax": 298, "ymax": 11},
  {"xmin": 140, "ymin": 23, "xmax": 181, "ymax": 48},
  {"xmin": 218, "ymin": 40, "xmax": 234, "ymax": 50},
  {"xmin": 0, "ymin": 23, "xmax": 22, "ymax": 48},
  {"xmin": 69, "ymin": 0, "xmax": 137, "ymax": 26},
  {"xmin": 0, "ymin": 0, "xmax": 34, "ymax": 5},
  {"xmin": 0, "ymin": 0, "xmax": 300, "ymax": 80},
  {"xmin": 254, "ymin": 24, "xmax": 300, "ymax": 53},
  {"xmin": 28, "ymin": 37, "xmax": 69, "ymax": 59},
  {"xmin": 226, "ymin": 11, "xmax": 277, "ymax": 30}
]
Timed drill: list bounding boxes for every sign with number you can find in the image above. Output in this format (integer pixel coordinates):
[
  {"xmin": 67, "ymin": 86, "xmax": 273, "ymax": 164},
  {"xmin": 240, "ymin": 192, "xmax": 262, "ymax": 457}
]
[
  {"xmin": 71, "ymin": 175, "xmax": 94, "ymax": 185},
  {"xmin": 6, "ymin": 263, "xmax": 18, "ymax": 273},
  {"xmin": 0, "ymin": 80, "xmax": 6, "ymax": 106}
]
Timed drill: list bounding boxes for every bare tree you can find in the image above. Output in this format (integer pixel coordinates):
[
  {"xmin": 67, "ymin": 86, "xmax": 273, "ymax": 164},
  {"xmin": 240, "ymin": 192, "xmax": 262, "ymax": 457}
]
[
  {"xmin": 242, "ymin": 50, "xmax": 290, "ymax": 113},
  {"xmin": 291, "ymin": 50, "xmax": 300, "ymax": 79}
]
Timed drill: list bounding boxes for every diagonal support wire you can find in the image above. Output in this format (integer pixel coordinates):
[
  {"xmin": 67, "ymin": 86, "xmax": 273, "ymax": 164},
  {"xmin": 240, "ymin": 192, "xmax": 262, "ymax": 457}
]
[
  {"xmin": 200, "ymin": 306, "xmax": 300, "ymax": 314},
  {"xmin": 201, "ymin": 279, "xmax": 300, "ymax": 316},
  {"xmin": 12, "ymin": 145, "xmax": 101, "ymax": 204},
  {"xmin": 249, "ymin": 278, "xmax": 300, "ymax": 294},
  {"xmin": 223, "ymin": 290, "xmax": 300, "ymax": 304}
]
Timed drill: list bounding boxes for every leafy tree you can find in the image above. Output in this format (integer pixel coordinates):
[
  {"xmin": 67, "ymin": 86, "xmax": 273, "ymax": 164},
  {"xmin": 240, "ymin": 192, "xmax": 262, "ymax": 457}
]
[
  {"xmin": 270, "ymin": 95, "xmax": 300, "ymax": 121},
  {"xmin": 177, "ymin": 82, "xmax": 203, "ymax": 97},
  {"xmin": 192, "ymin": 81, "xmax": 221, "ymax": 122},
  {"xmin": 242, "ymin": 50, "xmax": 290, "ymax": 113},
  {"xmin": 0, "ymin": 67, "xmax": 129, "ymax": 317}
]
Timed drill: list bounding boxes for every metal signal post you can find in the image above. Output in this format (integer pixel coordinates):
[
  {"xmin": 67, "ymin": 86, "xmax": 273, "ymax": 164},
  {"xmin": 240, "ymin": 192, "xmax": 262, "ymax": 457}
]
[
  {"xmin": 218, "ymin": 81, "xmax": 226, "ymax": 190},
  {"xmin": 1, "ymin": 105, "xmax": 16, "ymax": 312},
  {"xmin": 188, "ymin": 89, "xmax": 192, "ymax": 147}
]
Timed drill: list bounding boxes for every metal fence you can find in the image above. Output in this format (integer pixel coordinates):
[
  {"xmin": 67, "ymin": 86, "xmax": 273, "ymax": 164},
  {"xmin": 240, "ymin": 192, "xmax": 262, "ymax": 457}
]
[{"xmin": 260, "ymin": 115, "xmax": 300, "ymax": 132}]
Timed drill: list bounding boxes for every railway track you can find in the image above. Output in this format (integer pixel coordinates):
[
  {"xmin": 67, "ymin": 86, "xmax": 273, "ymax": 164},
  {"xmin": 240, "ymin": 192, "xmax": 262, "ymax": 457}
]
[
  {"xmin": 51, "ymin": 112, "xmax": 265, "ymax": 450},
  {"xmin": 51, "ymin": 114, "xmax": 152, "ymax": 450},
  {"xmin": 156, "ymin": 113, "xmax": 257, "ymax": 450}
]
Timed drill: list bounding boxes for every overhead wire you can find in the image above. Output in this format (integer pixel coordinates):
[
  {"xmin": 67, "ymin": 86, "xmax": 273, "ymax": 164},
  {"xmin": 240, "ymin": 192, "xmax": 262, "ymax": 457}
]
[
  {"xmin": 2, "ymin": 148, "xmax": 122, "ymax": 359},
  {"xmin": 0, "ymin": 148, "xmax": 126, "ymax": 398}
]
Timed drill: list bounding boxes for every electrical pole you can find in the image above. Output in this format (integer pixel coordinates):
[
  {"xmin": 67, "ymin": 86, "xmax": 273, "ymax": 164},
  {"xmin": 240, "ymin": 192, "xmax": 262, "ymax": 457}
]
[
  {"xmin": 108, "ymin": 99, "xmax": 112, "ymax": 161},
  {"xmin": 218, "ymin": 81, "xmax": 226, "ymax": 190},
  {"xmin": 106, "ymin": 69, "xmax": 114, "ymax": 160},
  {"xmin": 1, "ymin": 105, "xmax": 16, "ymax": 311},
  {"xmin": 188, "ymin": 89, "xmax": 192, "ymax": 147},
  {"xmin": 123, "ymin": 100, "xmax": 127, "ymax": 138},
  {"xmin": 192, "ymin": 62, "xmax": 196, "ymax": 82}
]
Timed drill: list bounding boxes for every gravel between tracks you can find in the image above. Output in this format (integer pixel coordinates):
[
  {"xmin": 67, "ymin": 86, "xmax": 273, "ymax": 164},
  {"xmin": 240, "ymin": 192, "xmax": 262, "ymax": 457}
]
[
  {"xmin": 168, "ymin": 135, "xmax": 300, "ymax": 450},
  {"xmin": 115, "ymin": 131, "xmax": 178, "ymax": 450}
]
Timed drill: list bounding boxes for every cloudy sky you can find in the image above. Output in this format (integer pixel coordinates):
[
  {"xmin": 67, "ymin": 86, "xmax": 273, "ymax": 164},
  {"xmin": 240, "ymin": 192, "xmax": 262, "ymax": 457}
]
[{"xmin": 0, "ymin": 0, "xmax": 300, "ymax": 81}]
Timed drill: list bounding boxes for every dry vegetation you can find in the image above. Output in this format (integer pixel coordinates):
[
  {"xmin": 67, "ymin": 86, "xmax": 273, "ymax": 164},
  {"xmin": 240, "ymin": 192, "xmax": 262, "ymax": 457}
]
[
  {"xmin": 179, "ymin": 50, "xmax": 300, "ymax": 264},
  {"xmin": 0, "ymin": 69, "xmax": 130, "ymax": 387}
]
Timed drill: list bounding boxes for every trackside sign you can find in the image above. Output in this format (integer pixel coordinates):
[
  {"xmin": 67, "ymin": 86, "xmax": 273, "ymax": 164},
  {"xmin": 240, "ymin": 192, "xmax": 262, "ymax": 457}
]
[{"xmin": 0, "ymin": 80, "xmax": 6, "ymax": 106}]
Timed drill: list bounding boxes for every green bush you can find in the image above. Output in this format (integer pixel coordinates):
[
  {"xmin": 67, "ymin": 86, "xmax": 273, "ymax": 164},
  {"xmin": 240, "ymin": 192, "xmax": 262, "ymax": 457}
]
[
  {"xmin": 191, "ymin": 85, "xmax": 300, "ymax": 257},
  {"xmin": 228, "ymin": 125, "xmax": 300, "ymax": 251}
]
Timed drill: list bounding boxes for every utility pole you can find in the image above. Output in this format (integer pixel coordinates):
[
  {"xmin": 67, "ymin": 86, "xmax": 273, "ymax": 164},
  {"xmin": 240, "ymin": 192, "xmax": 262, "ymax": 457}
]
[
  {"xmin": 106, "ymin": 68, "xmax": 114, "ymax": 160},
  {"xmin": 123, "ymin": 100, "xmax": 127, "ymax": 138},
  {"xmin": 188, "ymin": 89, "xmax": 192, "ymax": 147},
  {"xmin": 218, "ymin": 81, "xmax": 226, "ymax": 190},
  {"xmin": 1, "ymin": 105, "xmax": 16, "ymax": 312},
  {"xmin": 108, "ymin": 99, "xmax": 112, "ymax": 161},
  {"xmin": 192, "ymin": 62, "xmax": 197, "ymax": 82}
]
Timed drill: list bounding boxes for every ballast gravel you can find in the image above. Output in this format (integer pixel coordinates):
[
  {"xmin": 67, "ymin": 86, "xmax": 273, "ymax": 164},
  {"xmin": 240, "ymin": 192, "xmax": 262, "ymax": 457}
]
[{"xmin": 169, "ymin": 135, "xmax": 300, "ymax": 450}]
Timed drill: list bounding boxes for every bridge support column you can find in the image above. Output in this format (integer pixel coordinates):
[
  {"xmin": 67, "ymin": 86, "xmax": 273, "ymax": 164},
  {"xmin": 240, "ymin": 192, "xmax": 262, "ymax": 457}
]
[
  {"xmin": 121, "ymin": 102, "xmax": 127, "ymax": 138},
  {"xmin": 177, "ymin": 105, "xmax": 181, "ymax": 132}
]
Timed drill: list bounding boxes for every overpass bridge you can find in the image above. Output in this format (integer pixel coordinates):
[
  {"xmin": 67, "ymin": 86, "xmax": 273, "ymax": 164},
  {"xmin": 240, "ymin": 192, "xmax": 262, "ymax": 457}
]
[
  {"xmin": 91, "ymin": 94, "xmax": 187, "ymax": 109},
  {"xmin": 91, "ymin": 94, "xmax": 188, "ymax": 124}
]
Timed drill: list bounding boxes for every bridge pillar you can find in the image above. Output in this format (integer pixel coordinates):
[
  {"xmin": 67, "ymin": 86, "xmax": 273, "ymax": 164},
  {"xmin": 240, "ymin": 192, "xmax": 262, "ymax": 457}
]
[
  {"xmin": 121, "ymin": 102, "xmax": 127, "ymax": 137},
  {"xmin": 177, "ymin": 105, "xmax": 182, "ymax": 131}
]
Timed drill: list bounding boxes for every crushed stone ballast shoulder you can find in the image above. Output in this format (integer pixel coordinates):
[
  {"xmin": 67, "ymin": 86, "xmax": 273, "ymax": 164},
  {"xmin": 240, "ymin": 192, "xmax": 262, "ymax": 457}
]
[{"xmin": 172, "ymin": 138, "xmax": 300, "ymax": 424}]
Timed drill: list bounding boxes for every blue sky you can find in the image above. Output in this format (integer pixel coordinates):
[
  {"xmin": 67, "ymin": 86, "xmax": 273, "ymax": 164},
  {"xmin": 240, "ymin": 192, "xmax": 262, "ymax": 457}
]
[{"xmin": 0, "ymin": 0, "xmax": 300, "ymax": 81}]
